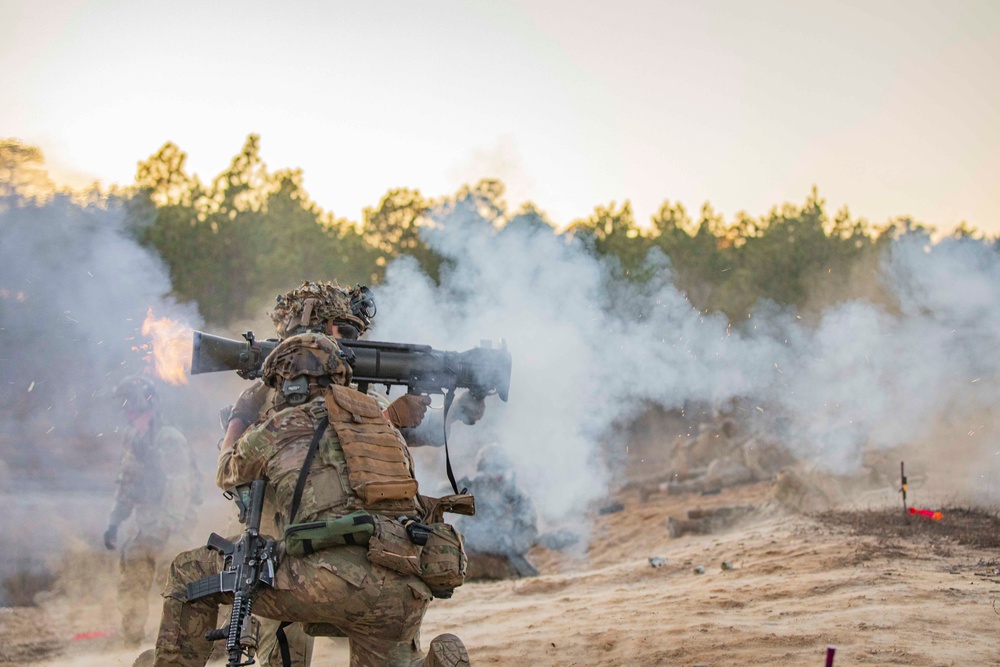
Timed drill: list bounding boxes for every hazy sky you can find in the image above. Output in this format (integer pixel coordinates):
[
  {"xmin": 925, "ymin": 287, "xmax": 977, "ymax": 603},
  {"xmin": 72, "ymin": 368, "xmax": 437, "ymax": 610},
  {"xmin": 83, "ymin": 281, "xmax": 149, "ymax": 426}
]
[{"xmin": 2, "ymin": 0, "xmax": 997, "ymax": 231}]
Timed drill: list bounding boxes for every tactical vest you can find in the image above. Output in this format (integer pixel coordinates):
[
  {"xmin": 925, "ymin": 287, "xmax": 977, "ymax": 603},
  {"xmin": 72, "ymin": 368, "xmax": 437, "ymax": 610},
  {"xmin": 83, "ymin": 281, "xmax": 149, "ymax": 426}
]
[
  {"xmin": 285, "ymin": 386, "xmax": 419, "ymax": 528},
  {"xmin": 278, "ymin": 388, "xmax": 469, "ymax": 597}
]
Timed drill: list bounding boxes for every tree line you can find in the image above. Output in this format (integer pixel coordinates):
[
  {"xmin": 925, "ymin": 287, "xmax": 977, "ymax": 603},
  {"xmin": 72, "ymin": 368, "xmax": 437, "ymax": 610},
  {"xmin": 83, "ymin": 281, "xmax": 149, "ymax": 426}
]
[{"xmin": 3, "ymin": 135, "xmax": 993, "ymax": 327}]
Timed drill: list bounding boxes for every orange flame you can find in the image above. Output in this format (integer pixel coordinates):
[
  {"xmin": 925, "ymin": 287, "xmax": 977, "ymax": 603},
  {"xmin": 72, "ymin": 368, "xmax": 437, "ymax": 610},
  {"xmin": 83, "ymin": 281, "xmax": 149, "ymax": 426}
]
[{"xmin": 140, "ymin": 308, "xmax": 192, "ymax": 385}]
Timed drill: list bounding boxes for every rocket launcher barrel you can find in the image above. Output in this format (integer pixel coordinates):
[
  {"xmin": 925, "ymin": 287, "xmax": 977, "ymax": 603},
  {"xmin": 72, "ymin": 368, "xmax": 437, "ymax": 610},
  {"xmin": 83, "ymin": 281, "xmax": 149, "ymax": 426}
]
[{"xmin": 190, "ymin": 330, "xmax": 511, "ymax": 402}]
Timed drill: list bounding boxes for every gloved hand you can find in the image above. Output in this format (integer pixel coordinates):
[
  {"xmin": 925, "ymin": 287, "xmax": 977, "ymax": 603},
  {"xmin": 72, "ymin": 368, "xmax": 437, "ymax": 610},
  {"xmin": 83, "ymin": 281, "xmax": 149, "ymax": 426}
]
[
  {"xmin": 103, "ymin": 524, "xmax": 118, "ymax": 551},
  {"xmin": 449, "ymin": 392, "xmax": 486, "ymax": 426},
  {"xmin": 386, "ymin": 394, "xmax": 432, "ymax": 428}
]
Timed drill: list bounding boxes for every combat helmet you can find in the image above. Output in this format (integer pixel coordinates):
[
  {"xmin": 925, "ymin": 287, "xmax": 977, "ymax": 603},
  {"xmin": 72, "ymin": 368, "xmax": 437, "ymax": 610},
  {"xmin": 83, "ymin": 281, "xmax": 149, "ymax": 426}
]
[
  {"xmin": 262, "ymin": 332, "xmax": 354, "ymax": 406},
  {"xmin": 113, "ymin": 375, "xmax": 157, "ymax": 412},
  {"xmin": 270, "ymin": 281, "xmax": 377, "ymax": 339}
]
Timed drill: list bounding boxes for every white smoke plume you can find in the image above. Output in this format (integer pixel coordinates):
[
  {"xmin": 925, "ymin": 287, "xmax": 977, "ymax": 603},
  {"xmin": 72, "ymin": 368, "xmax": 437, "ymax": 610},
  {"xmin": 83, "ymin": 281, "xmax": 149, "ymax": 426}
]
[
  {"xmin": 0, "ymin": 187, "xmax": 235, "ymax": 604},
  {"xmin": 770, "ymin": 235, "xmax": 1000, "ymax": 496},
  {"xmin": 0, "ymin": 193, "xmax": 207, "ymax": 469},
  {"xmin": 372, "ymin": 209, "xmax": 1000, "ymax": 533}
]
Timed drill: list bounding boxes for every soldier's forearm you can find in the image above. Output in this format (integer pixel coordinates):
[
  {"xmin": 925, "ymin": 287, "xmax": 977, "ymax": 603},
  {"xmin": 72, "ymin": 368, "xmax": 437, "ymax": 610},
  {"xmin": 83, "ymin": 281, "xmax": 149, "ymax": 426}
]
[{"xmin": 108, "ymin": 500, "xmax": 132, "ymax": 527}]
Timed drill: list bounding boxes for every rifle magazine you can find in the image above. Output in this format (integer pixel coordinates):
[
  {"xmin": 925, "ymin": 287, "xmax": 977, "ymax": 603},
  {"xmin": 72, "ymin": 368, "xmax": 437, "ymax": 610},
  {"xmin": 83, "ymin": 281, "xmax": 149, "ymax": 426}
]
[{"xmin": 186, "ymin": 575, "xmax": 223, "ymax": 601}]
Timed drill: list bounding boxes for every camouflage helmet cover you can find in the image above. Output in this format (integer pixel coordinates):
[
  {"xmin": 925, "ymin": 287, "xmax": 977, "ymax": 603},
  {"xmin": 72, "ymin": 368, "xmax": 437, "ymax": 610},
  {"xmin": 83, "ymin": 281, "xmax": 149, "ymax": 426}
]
[
  {"xmin": 270, "ymin": 281, "xmax": 372, "ymax": 338},
  {"xmin": 114, "ymin": 375, "xmax": 157, "ymax": 411},
  {"xmin": 262, "ymin": 332, "xmax": 354, "ymax": 389}
]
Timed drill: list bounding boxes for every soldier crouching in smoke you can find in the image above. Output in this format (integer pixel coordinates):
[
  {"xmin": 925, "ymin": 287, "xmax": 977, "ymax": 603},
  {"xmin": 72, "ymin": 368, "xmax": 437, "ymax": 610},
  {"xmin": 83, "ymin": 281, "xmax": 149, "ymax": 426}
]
[
  {"xmin": 103, "ymin": 375, "xmax": 201, "ymax": 648},
  {"xmin": 455, "ymin": 446, "xmax": 540, "ymax": 579}
]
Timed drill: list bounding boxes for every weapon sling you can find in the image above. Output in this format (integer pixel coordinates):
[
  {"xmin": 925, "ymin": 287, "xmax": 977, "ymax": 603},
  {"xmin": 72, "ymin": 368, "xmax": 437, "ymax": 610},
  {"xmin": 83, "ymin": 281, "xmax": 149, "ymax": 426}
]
[{"xmin": 442, "ymin": 389, "xmax": 466, "ymax": 496}]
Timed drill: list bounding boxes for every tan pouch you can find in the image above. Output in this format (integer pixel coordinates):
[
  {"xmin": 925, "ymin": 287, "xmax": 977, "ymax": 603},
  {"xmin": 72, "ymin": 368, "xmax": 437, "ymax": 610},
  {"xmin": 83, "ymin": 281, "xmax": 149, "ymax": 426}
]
[
  {"xmin": 366, "ymin": 515, "xmax": 422, "ymax": 577},
  {"xmin": 419, "ymin": 522, "xmax": 467, "ymax": 598},
  {"xmin": 326, "ymin": 385, "xmax": 381, "ymax": 417},
  {"xmin": 325, "ymin": 387, "xmax": 418, "ymax": 505}
]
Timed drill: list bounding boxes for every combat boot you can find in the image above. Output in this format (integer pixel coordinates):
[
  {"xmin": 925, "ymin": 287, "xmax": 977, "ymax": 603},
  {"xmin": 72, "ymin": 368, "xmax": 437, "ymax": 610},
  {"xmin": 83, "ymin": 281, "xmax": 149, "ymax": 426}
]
[{"xmin": 423, "ymin": 633, "xmax": 471, "ymax": 667}]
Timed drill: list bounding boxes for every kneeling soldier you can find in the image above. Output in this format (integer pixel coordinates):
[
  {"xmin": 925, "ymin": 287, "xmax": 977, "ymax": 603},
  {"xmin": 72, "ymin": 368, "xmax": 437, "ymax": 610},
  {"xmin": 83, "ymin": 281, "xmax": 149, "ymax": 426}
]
[{"xmin": 149, "ymin": 333, "xmax": 470, "ymax": 667}]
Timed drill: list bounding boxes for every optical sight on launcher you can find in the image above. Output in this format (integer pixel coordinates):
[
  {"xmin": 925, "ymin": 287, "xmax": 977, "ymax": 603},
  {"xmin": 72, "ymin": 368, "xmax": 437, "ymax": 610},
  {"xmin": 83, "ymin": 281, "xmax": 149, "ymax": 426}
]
[{"xmin": 190, "ymin": 330, "xmax": 511, "ymax": 402}]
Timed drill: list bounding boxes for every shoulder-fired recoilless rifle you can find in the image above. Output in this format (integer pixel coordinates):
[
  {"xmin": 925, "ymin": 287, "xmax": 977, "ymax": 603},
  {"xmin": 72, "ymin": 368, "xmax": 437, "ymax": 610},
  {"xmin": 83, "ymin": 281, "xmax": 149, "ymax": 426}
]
[{"xmin": 190, "ymin": 330, "xmax": 512, "ymax": 402}]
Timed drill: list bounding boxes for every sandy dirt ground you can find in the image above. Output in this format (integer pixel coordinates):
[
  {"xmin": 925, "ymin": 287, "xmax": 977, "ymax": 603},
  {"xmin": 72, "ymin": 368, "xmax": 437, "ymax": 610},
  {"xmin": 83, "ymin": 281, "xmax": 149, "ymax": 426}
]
[{"xmin": 6, "ymin": 478, "xmax": 1000, "ymax": 667}]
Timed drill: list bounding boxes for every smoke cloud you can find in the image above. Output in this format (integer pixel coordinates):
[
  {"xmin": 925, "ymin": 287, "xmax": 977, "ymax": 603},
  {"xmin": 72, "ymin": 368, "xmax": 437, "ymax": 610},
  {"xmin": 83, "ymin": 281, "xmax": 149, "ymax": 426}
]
[
  {"xmin": 0, "ymin": 194, "xmax": 204, "ymax": 471},
  {"xmin": 372, "ymin": 210, "xmax": 1000, "ymax": 534},
  {"xmin": 0, "ymin": 187, "xmax": 236, "ymax": 604}
]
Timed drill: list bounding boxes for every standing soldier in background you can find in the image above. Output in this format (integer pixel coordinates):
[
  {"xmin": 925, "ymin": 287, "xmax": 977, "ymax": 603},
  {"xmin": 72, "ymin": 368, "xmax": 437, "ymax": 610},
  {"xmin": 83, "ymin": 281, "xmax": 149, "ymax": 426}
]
[
  {"xmin": 217, "ymin": 280, "xmax": 484, "ymax": 667},
  {"xmin": 103, "ymin": 375, "xmax": 201, "ymax": 648}
]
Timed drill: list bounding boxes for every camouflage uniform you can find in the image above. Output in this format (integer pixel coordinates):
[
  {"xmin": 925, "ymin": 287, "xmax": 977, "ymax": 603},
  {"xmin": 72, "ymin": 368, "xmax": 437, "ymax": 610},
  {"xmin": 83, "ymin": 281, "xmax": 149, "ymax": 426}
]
[
  {"xmin": 228, "ymin": 281, "xmax": 372, "ymax": 667},
  {"xmin": 219, "ymin": 283, "xmax": 468, "ymax": 667},
  {"xmin": 153, "ymin": 335, "xmax": 443, "ymax": 667},
  {"xmin": 107, "ymin": 410, "xmax": 200, "ymax": 646}
]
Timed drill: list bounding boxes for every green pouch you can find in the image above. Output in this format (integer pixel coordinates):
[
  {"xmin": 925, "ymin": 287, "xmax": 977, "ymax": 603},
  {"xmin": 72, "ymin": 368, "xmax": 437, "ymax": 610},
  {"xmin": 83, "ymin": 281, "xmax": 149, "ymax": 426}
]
[{"xmin": 284, "ymin": 511, "xmax": 376, "ymax": 557}]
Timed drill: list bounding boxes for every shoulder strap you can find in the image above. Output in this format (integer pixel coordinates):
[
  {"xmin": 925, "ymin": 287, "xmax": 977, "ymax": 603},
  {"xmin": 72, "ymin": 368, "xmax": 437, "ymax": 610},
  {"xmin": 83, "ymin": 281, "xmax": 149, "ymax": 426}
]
[
  {"xmin": 289, "ymin": 416, "xmax": 329, "ymax": 524},
  {"xmin": 276, "ymin": 621, "xmax": 293, "ymax": 667},
  {"xmin": 442, "ymin": 390, "xmax": 466, "ymax": 496}
]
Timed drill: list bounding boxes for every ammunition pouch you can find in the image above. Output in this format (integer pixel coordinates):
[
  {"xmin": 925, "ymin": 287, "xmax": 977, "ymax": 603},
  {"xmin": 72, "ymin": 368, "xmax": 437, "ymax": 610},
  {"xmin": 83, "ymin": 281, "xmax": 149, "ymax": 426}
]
[
  {"xmin": 283, "ymin": 511, "xmax": 376, "ymax": 557},
  {"xmin": 366, "ymin": 515, "xmax": 467, "ymax": 599},
  {"xmin": 418, "ymin": 522, "xmax": 467, "ymax": 598},
  {"xmin": 367, "ymin": 515, "xmax": 423, "ymax": 577},
  {"xmin": 324, "ymin": 386, "xmax": 419, "ymax": 511}
]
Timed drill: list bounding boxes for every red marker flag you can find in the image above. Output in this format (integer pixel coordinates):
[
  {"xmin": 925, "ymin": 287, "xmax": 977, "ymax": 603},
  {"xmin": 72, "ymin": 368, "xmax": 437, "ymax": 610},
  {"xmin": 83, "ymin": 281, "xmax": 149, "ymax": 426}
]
[{"xmin": 71, "ymin": 629, "xmax": 116, "ymax": 641}]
